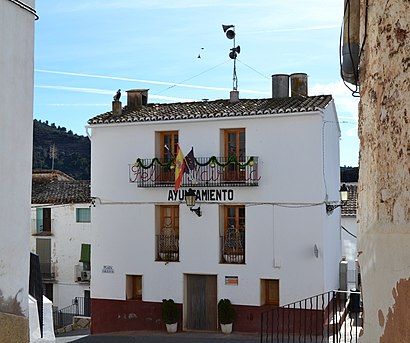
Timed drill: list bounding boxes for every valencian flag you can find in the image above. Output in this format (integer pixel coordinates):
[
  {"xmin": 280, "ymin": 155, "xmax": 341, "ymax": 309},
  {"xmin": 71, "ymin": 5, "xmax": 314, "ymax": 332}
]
[{"xmin": 174, "ymin": 144, "xmax": 185, "ymax": 191}]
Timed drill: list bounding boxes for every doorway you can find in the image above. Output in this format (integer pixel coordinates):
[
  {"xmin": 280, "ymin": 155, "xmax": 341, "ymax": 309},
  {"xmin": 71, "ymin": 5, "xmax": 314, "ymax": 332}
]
[{"xmin": 185, "ymin": 274, "xmax": 217, "ymax": 331}]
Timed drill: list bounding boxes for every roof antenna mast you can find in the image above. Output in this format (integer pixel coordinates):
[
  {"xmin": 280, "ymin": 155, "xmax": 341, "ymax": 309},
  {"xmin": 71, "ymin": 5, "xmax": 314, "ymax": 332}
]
[{"xmin": 222, "ymin": 25, "xmax": 240, "ymax": 91}]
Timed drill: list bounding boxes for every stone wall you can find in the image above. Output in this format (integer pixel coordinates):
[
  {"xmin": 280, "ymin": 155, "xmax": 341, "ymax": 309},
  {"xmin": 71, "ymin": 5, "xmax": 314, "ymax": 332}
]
[
  {"xmin": 0, "ymin": 312, "xmax": 29, "ymax": 343},
  {"xmin": 357, "ymin": 0, "xmax": 410, "ymax": 341}
]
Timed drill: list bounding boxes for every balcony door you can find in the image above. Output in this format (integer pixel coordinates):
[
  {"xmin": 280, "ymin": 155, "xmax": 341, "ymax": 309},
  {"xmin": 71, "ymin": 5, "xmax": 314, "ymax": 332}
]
[
  {"xmin": 224, "ymin": 128, "xmax": 245, "ymax": 181},
  {"xmin": 36, "ymin": 238, "xmax": 52, "ymax": 278},
  {"xmin": 222, "ymin": 206, "xmax": 245, "ymax": 264},
  {"xmin": 157, "ymin": 205, "xmax": 179, "ymax": 261},
  {"xmin": 160, "ymin": 131, "xmax": 178, "ymax": 182}
]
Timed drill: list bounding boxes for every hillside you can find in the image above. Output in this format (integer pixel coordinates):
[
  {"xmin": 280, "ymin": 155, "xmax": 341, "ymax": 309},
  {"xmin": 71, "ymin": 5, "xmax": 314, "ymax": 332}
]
[
  {"xmin": 32, "ymin": 119, "xmax": 359, "ymax": 183},
  {"xmin": 32, "ymin": 119, "xmax": 90, "ymax": 180},
  {"xmin": 340, "ymin": 166, "xmax": 359, "ymax": 183}
]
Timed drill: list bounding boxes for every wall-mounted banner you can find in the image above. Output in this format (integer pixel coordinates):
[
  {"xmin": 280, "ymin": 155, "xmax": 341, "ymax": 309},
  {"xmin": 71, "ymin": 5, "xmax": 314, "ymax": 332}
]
[
  {"xmin": 168, "ymin": 189, "xmax": 234, "ymax": 202},
  {"xmin": 225, "ymin": 276, "xmax": 239, "ymax": 285}
]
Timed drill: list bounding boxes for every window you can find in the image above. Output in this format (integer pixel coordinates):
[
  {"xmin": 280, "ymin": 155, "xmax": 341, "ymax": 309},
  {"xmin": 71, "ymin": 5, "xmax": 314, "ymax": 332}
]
[
  {"xmin": 224, "ymin": 128, "xmax": 245, "ymax": 181},
  {"xmin": 126, "ymin": 275, "xmax": 142, "ymax": 300},
  {"xmin": 221, "ymin": 205, "xmax": 245, "ymax": 264},
  {"xmin": 159, "ymin": 131, "xmax": 178, "ymax": 182},
  {"xmin": 261, "ymin": 279, "xmax": 280, "ymax": 306},
  {"xmin": 36, "ymin": 208, "xmax": 51, "ymax": 233},
  {"xmin": 157, "ymin": 205, "xmax": 179, "ymax": 261},
  {"xmin": 76, "ymin": 208, "xmax": 91, "ymax": 223}
]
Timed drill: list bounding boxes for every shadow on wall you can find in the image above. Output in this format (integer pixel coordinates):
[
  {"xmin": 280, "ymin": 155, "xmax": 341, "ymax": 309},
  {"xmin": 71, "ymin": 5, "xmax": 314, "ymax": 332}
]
[{"xmin": 0, "ymin": 288, "xmax": 24, "ymax": 316}]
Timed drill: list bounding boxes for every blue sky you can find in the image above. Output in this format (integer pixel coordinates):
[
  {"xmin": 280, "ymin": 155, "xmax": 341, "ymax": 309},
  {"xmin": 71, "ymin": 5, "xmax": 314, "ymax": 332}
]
[{"xmin": 34, "ymin": 0, "xmax": 359, "ymax": 166}]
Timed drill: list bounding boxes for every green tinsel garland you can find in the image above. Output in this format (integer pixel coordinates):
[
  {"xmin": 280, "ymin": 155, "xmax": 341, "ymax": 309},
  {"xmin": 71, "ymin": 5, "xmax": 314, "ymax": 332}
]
[{"xmin": 134, "ymin": 156, "xmax": 254, "ymax": 169}]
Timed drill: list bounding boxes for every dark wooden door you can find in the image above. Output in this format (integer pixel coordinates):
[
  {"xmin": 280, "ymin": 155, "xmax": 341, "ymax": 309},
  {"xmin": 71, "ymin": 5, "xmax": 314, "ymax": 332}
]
[{"xmin": 186, "ymin": 274, "xmax": 217, "ymax": 331}]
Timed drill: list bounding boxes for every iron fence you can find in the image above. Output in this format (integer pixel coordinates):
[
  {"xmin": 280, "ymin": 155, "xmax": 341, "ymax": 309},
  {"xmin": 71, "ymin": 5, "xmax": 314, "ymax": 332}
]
[
  {"xmin": 261, "ymin": 290, "xmax": 362, "ymax": 343},
  {"xmin": 53, "ymin": 297, "xmax": 91, "ymax": 330},
  {"xmin": 129, "ymin": 156, "xmax": 259, "ymax": 187}
]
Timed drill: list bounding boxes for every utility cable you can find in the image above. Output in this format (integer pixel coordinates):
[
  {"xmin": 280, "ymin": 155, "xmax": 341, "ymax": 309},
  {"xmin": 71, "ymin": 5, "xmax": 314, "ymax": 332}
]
[
  {"xmin": 7, "ymin": 0, "xmax": 39, "ymax": 20},
  {"xmin": 154, "ymin": 60, "xmax": 230, "ymax": 96},
  {"xmin": 342, "ymin": 225, "xmax": 357, "ymax": 238}
]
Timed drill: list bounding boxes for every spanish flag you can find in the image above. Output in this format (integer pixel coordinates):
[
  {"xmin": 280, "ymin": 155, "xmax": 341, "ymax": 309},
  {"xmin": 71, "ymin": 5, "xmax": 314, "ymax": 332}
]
[{"xmin": 174, "ymin": 144, "xmax": 185, "ymax": 191}]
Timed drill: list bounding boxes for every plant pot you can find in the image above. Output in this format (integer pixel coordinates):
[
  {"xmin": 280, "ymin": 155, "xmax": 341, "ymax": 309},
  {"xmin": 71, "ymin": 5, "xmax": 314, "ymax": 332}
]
[
  {"xmin": 166, "ymin": 322, "xmax": 178, "ymax": 333},
  {"xmin": 220, "ymin": 323, "xmax": 233, "ymax": 334}
]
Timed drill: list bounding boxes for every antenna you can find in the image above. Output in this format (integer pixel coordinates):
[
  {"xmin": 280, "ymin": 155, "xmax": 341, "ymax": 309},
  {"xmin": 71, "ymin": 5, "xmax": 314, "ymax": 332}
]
[
  {"xmin": 222, "ymin": 24, "xmax": 240, "ymax": 90},
  {"xmin": 49, "ymin": 143, "xmax": 58, "ymax": 171}
]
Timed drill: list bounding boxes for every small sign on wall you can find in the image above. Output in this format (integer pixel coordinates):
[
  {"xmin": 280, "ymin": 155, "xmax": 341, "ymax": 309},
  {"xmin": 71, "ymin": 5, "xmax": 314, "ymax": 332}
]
[
  {"xmin": 225, "ymin": 276, "xmax": 238, "ymax": 285},
  {"xmin": 102, "ymin": 265, "xmax": 114, "ymax": 273}
]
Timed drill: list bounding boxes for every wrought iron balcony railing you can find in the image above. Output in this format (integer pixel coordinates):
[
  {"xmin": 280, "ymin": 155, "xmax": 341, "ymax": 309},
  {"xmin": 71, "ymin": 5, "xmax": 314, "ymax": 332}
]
[
  {"xmin": 220, "ymin": 228, "xmax": 245, "ymax": 264},
  {"xmin": 129, "ymin": 156, "xmax": 259, "ymax": 188},
  {"xmin": 156, "ymin": 234, "xmax": 179, "ymax": 262}
]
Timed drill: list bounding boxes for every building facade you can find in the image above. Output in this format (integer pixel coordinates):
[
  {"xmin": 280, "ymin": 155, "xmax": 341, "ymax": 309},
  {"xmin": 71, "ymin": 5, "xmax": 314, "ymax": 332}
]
[
  {"xmin": 31, "ymin": 171, "xmax": 92, "ymax": 310},
  {"xmin": 88, "ymin": 79, "xmax": 342, "ymax": 333},
  {"xmin": 0, "ymin": 0, "xmax": 36, "ymax": 341}
]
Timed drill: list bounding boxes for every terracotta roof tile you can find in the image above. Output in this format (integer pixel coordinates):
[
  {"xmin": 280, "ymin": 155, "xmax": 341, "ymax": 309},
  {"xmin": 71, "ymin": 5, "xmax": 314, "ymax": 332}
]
[
  {"xmin": 88, "ymin": 95, "xmax": 333, "ymax": 125},
  {"xmin": 32, "ymin": 179, "xmax": 90, "ymax": 205},
  {"xmin": 341, "ymin": 184, "xmax": 358, "ymax": 216}
]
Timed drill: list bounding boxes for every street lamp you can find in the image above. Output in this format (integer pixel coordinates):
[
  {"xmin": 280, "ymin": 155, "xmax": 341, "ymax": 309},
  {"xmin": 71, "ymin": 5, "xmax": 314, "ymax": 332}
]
[
  {"xmin": 326, "ymin": 184, "xmax": 349, "ymax": 214},
  {"xmin": 185, "ymin": 188, "xmax": 202, "ymax": 217}
]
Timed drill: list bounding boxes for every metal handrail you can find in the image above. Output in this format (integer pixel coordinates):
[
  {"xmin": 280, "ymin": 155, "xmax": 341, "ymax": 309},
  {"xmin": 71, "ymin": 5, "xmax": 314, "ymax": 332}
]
[
  {"xmin": 53, "ymin": 297, "xmax": 91, "ymax": 330},
  {"xmin": 261, "ymin": 290, "xmax": 362, "ymax": 343}
]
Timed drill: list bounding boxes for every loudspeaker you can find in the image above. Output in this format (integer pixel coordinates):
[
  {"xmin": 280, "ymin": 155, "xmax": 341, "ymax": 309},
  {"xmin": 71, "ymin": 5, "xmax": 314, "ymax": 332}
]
[{"xmin": 222, "ymin": 24, "xmax": 235, "ymax": 40}]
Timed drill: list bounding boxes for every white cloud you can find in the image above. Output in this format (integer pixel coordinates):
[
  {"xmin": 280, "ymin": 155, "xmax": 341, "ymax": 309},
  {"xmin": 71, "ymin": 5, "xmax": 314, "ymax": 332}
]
[
  {"xmin": 35, "ymin": 85, "xmax": 196, "ymax": 102},
  {"xmin": 345, "ymin": 126, "xmax": 358, "ymax": 137},
  {"xmin": 244, "ymin": 25, "xmax": 339, "ymax": 35},
  {"xmin": 310, "ymin": 80, "xmax": 359, "ymax": 121},
  {"xmin": 35, "ymin": 69, "xmax": 270, "ymax": 95}
]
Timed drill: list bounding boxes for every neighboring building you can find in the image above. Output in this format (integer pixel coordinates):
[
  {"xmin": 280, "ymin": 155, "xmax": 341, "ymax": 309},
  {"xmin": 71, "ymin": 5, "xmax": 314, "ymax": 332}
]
[
  {"xmin": 341, "ymin": 183, "xmax": 358, "ymax": 289},
  {"xmin": 0, "ymin": 0, "xmax": 37, "ymax": 341},
  {"xmin": 88, "ymin": 75, "xmax": 342, "ymax": 334},
  {"xmin": 30, "ymin": 170, "xmax": 92, "ymax": 310},
  {"xmin": 357, "ymin": 1, "xmax": 410, "ymax": 341}
]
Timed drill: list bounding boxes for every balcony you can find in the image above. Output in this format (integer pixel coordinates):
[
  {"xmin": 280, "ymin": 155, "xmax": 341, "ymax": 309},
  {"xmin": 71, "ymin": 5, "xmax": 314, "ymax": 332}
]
[
  {"xmin": 31, "ymin": 219, "xmax": 53, "ymax": 236},
  {"xmin": 156, "ymin": 234, "xmax": 179, "ymax": 262},
  {"xmin": 220, "ymin": 228, "xmax": 245, "ymax": 264},
  {"xmin": 40, "ymin": 262, "xmax": 56, "ymax": 280},
  {"xmin": 129, "ymin": 156, "xmax": 259, "ymax": 188}
]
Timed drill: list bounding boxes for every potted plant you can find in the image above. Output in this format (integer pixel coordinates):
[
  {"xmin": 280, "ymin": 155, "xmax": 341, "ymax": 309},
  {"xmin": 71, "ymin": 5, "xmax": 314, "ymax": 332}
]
[
  {"xmin": 161, "ymin": 299, "xmax": 179, "ymax": 333},
  {"xmin": 218, "ymin": 298, "xmax": 236, "ymax": 334}
]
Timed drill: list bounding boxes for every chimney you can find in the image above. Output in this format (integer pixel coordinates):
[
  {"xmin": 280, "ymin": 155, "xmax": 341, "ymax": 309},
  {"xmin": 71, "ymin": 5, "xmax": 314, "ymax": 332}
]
[
  {"xmin": 126, "ymin": 89, "xmax": 149, "ymax": 110},
  {"xmin": 271, "ymin": 74, "xmax": 289, "ymax": 98},
  {"xmin": 112, "ymin": 100, "xmax": 122, "ymax": 115},
  {"xmin": 290, "ymin": 73, "xmax": 308, "ymax": 97},
  {"xmin": 230, "ymin": 90, "xmax": 239, "ymax": 103}
]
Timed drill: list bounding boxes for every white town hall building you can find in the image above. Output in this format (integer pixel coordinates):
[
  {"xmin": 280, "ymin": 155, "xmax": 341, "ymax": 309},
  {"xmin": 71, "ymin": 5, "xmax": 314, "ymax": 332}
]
[{"xmin": 87, "ymin": 74, "xmax": 342, "ymax": 333}]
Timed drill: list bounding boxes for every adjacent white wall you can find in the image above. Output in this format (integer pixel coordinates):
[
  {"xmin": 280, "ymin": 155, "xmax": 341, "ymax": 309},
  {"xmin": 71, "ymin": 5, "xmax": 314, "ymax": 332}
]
[
  {"xmin": 90, "ymin": 106, "xmax": 341, "ymax": 306},
  {"xmin": 0, "ymin": 0, "xmax": 35, "ymax": 320}
]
